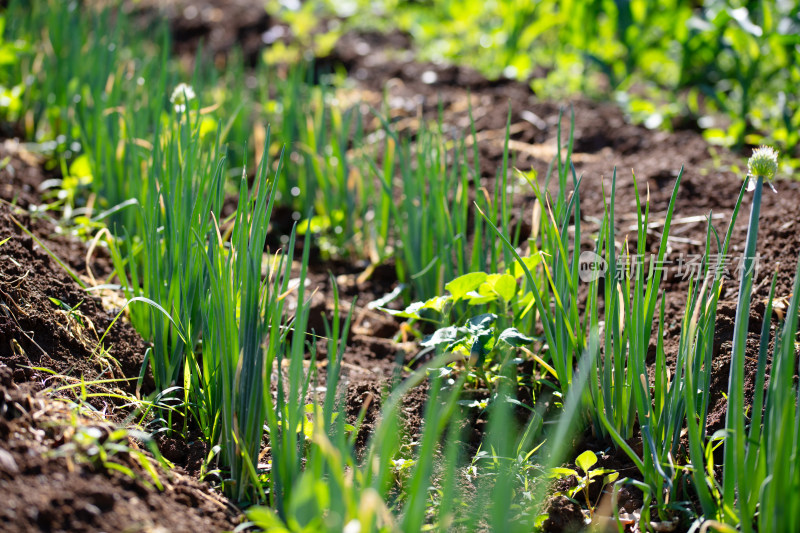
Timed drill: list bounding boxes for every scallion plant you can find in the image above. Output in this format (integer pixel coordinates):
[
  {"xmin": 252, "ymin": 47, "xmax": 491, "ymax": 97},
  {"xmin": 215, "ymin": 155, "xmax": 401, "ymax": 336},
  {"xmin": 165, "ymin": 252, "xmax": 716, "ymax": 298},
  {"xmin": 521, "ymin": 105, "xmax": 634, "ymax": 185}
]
[
  {"xmin": 107, "ymin": 103, "xmax": 225, "ymax": 430},
  {"xmin": 716, "ymin": 146, "xmax": 782, "ymax": 531}
]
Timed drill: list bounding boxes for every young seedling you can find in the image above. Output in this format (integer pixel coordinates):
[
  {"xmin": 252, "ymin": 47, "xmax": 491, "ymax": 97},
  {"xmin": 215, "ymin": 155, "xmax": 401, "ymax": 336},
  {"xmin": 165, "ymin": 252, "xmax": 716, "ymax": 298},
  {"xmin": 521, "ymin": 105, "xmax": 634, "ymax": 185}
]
[
  {"xmin": 550, "ymin": 450, "xmax": 619, "ymax": 518},
  {"xmin": 48, "ymin": 296, "xmax": 88, "ymax": 329},
  {"xmin": 50, "ymin": 421, "xmax": 166, "ymax": 492}
]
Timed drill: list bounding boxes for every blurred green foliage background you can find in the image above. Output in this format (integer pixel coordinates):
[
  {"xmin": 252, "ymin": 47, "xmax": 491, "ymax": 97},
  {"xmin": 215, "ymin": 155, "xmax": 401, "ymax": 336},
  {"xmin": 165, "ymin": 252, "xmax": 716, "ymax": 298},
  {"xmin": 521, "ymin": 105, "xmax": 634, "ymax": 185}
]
[{"xmin": 269, "ymin": 0, "xmax": 800, "ymax": 158}]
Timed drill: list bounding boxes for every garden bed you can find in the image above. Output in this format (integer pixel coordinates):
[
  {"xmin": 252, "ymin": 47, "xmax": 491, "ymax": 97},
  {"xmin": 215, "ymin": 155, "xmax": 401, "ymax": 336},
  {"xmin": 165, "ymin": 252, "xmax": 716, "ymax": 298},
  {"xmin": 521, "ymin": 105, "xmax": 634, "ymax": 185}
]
[{"xmin": 2, "ymin": 1, "xmax": 799, "ymax": 532}]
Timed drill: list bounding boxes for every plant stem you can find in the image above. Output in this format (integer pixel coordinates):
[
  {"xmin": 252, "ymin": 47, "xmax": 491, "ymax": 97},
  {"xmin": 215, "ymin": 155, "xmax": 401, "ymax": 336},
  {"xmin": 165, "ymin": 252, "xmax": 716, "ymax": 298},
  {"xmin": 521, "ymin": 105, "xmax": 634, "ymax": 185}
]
[{"xmin": 722, "ymin": 175, "xmax": 762, "ymax": 530}]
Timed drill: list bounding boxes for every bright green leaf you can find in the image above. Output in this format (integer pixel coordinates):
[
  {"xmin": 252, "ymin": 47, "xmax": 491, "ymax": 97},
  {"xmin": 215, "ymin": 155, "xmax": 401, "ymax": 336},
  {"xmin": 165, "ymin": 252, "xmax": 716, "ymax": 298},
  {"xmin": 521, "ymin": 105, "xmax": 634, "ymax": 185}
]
[
  {"xmin": 549, "ymin": 467, "xmax": 578, "ymax": 478},
  {"xmin": 466, "ymin": 291, "xmax": 497, "ymax": 305},
  {"xmin": 446, "ymin": 272, "xmax": 488, "ymax": 300},
  {"xmin": 382, "ymin": 296, "xmax": 448, "ymax": 319},
  {"xmin": 480, "ymin": 273, "xmax": 517, "ymax": 301},
  {"xmin": 603, "ymin": 472, "xmax": 619, "ymax": 485},
  {"xmin": 68, "ymin": 154, "xmax": 93, "ymax": 185},
  {"xmin": 575, "ymin": 450, "xmax": 598, "ymax": 473},
  {"xmin": 506, "ymin": 255, "xmax": 540, "ymax": 279}
]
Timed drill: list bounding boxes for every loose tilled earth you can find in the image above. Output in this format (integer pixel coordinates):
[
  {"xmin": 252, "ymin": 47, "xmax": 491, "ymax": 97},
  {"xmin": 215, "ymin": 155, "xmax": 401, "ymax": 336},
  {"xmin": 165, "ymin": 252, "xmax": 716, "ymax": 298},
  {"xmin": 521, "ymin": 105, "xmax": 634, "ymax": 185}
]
[{"xmin": 2, "ymin": 2, "xmax": 800, "ymax": 531}]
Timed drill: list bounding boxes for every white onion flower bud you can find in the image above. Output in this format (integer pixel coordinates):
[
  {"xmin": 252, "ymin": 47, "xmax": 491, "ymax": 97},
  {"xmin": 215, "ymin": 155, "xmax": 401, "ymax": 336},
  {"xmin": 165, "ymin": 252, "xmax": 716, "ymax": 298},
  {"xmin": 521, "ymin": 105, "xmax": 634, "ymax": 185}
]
[
  {"xmin": 746, "ymin": 145, "xmax": 779, "ymax": 193},
  {"xmin": 169, "ymin": 83, "xmax": 196, "ymax": 113}
]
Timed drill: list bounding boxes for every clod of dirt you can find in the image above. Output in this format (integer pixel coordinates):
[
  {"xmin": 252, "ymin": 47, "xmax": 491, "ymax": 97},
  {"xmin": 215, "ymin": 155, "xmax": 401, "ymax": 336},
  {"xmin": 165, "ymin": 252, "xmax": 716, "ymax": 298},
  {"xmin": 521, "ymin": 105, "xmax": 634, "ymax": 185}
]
[
  {"xmin": 543, "ymin": 495, "xmax": 585, "ymax": 533},
  {"xmin": 157, "ymin": 434, "xmax": 210, "ymax": 476},
  {"xmin": 344, "ymin": 379, "xmax": 428, "ymax": 451},
  {"xmin": 346, "ymin": 380, "xmax": 384, "ymax": 448}
]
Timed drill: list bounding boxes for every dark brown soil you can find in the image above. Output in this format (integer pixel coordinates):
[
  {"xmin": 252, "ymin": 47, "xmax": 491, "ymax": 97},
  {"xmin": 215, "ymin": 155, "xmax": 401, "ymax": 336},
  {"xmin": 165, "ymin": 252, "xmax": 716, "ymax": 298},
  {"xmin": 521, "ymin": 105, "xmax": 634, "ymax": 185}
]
[
  {"xmin": 344, "ymin": 379, "xmax": 428, "ymax": 451},
  {"xmin": 543, "ymin": 496, "xmax": 584, "ymax": 533},
  {"xmin": 124, "ymin": 0, "xmax": 278, "ymax": 66},
  {"xmin": 0, "ymin": 139, "xmax": 54, "ymax": 210},
  {"xmin": 0, "ymin": 141, "xmax": 115, "ymax": 279},
  {"xmin": 0, "ymin": 373, "xmax": 240, "ymax": 532},
  {"xmin": 0, "ymin": 203, "xmax": 145, "ymax": 396}
]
